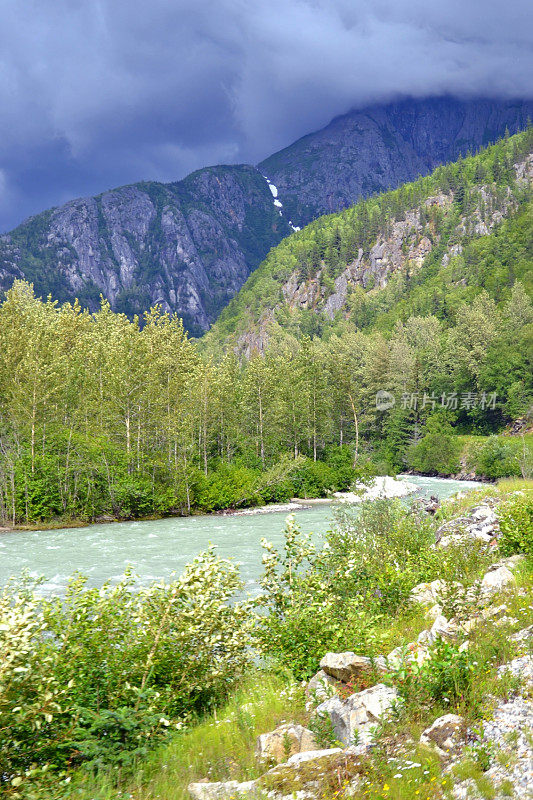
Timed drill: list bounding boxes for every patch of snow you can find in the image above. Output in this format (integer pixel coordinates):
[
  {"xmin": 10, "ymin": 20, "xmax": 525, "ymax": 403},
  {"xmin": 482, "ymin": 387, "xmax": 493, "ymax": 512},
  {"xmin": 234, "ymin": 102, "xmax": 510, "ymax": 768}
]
[{"xmin": 263, "ymin": 175, "xmax": 301, "ymax": 231}]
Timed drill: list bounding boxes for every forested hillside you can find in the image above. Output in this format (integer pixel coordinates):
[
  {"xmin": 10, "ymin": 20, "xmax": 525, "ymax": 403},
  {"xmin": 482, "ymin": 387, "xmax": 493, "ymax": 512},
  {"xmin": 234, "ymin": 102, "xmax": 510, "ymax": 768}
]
[
  {"xmin": 259, "ymin": 96, "xmax": 533, "ymax": 225},
  {"xmin": 207, "ymin": 130, "xmax": 533, "ymax": 351},
  {"xmin": 0, "ymin": 132, "xmax": 531, "ymax": 526}
]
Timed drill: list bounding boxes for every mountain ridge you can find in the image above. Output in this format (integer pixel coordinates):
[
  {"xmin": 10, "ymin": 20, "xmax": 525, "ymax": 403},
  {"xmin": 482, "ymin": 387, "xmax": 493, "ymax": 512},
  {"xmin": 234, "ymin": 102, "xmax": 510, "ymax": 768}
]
[{"xmin": 1, "ymin": 96, "xmax": 532, "ymax": 332}]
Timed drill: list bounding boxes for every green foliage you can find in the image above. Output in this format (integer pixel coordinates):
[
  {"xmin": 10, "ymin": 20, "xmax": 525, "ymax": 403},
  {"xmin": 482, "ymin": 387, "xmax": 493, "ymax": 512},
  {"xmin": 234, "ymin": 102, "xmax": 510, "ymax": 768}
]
[
  {"xmin": 324, "ymin": 500, "xmax": 439, "ymax": 613},
  {"xmin": 469, "ymin": 435, "xmax": 522, "ymax": 478},
  {"xmin": 498, "ymin": 493, "xmax": 533, "ymax": 557},
  {"xmin": 0, "ymin": 551, "xmax": 253, "ymax": 789},
  {"xmin": 464, "ymin": 432, "xmax": 533, "ymax": 480},
  {"xmin": 256, "ymin": 500, "xmax": 441, "ymax": 678},
  {"xmin": 207, "ymin": 129, "xmax": 533, "ymax": 345},
  {"xmin": 419, "ymin": 640, "xmax": 475, "ymax": 706},
  {"xmin": 407, "ymin": 415, "xmax": 461, "ymax": 475},
  {"xmin": 1, "ymin": 131, "xmax": 532, "ymax": 527}
]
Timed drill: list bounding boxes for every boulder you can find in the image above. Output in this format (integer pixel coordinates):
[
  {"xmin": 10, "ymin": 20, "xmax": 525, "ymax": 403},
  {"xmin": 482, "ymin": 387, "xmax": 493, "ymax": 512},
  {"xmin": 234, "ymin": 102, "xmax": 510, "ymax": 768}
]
[
  {"xmin": 285, "ymin": 747, "xmax": 344, "ymax": 767},
  {"xmin": 427, "ymin": 614, "xmax": 458, "ymax": 643},
  {"xmin": 255, "ymin": 723, "xmax": 317, "ymax": 764},
  {"xmin": 481, "ymin": 566, "xmax": 516, "ymax": 593},
  {"xmin": 410, "ymin": 579, "xmax": 446, "ymax": 606},
  {"xmin": 420, "ymin": 714, "xmax": 465, "ymax": 758},
  {"xmin": 320, "ymin": 652, "xmax": 373, "ymax": 683},
  {"xmin": 471, "ymin": 505, "xmax": 498, "ymax": 524},
  {"xmin": 481, "ymin": 603, "xmax": 508, "ymax": 620},
  {"xmin": 306, "ymin": 669, "xmax": 341, "ymax": 703},
  {"xmin": 435, "ymin": 507, "xmax": 500, "ymax": 547},
  {"xmin": 188, "ymin": 780, "xmax": 256, "ymax": 799},
  {"xmin": 510, "ymin": 625, "xmax": 533, "ymax": 645},
  {"xmin": 315, "ymin": 683, "xmax": 399, "ymax": 746},
  {"xmin": 425, "ymin": 603, "xmax": 443, "ymax": 621},
  {"xmin": 386, "ymin": 642, "xmax": 429, "ymax": 668},
  {"xmin": 262, "ymin": 747, "xmax": 361, "ymax": 797}
]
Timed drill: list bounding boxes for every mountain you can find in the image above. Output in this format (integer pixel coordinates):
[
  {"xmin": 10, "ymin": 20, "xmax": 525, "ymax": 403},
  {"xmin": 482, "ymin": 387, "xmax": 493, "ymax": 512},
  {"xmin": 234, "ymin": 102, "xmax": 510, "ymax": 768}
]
[
  {"xmin": 1, "ymin": 97, "xmax": 532, "ymax": 332},
  {"xmin": 0, "ymin": 166, "xmax": 291, "ymax": 336},
  {"xmin": 259, "ymin": 97, "xmax": 533, "ymax": 227},
  {"xmin": 205, "ymin": 129, "xmax": 533, "ymax": 355}
]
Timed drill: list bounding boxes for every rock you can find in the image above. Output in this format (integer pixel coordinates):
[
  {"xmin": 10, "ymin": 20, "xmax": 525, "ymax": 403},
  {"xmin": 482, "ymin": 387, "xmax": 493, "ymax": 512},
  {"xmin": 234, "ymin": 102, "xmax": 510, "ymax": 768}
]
[
  {"xmin": 262, "ymin": 747, "xmax": 361, "ymax": 798},
  {"xmin": 410, "ymin": 579, "xmax": 446, "ymax": 606},
  {"xmin": 510, "ymin": 625, "xmax": 533, "ymax": 646},
  {"xmin": 481, "ymin": 565, "xmax": 516, "ymax": 593},
  {"xmin": 285, "ymin": 748, "xmax": 344, "ymax": 767},
  {"xmin": 425, "ymin": 603, "xmax": 443, "ymax": 621},
  {"xmin": 428, "ymin": 614, "xmax": 459, "ymax": 642},
  {"xmin": 452, "ymin": 685, "xmax": 533, "ymax": 798},
  {"xmin": 420, "ymin": 714, "xmax": 465, "ymax": 758},
  {"xmin": 498, "ymin": 555, "xmax": 526, "ymax": 570},
  {"xmin": 435, "ymin": 505, "xmax": 500, "ymax": 547},
  {"xmin": 481, "ymin": 603, "xmax": 508, "ymax": 620},
  {"xmin": 494, "ymin": 616, "xmax": 520, "ymax": 627},
  {"xmin": 417, "ymin": 628, "xmax": 432, "ymax": 645},
  {"xmin": 471, "ymin": 505, "xmax": 498, "ymax": 524},
  {"xmin": 255, "ymin": 723, "xmax": 317, "ymax": 764},
  {"xmin": 386, "ymin": 642, "xmax": 429, "ymax": 668},
  {"xmin": 188, "ymin": 780, "xmax": 256, "ymax": 799},
  {"xmin": 497, "ymin": 655, "xmax": 533, "ymax": 687},
  {"xmin": 315, "ymin": 683, "xmax": 399, "ymax": 746},
  {"xmin": 320, "ymin": 652, "xmax": 373, "ymax": 683},
  {"xmin": 306, "ymin": 669, "xmax": 341, "ymax": 702}
]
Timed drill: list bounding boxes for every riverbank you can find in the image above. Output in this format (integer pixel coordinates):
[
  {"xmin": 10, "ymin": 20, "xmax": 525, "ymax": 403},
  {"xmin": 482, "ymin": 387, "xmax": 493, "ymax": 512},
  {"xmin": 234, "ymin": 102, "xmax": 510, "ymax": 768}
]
[
  {"xmin": 1, "ymin": 474, "xmax": 471, "ymax": 532},
  {"xmin": 27, "ymin": 477, "xmax": 532, "ymax": 800},
  {"xmin": 0, "ymin": 476, "xmax": 484, "ymax": 601}
]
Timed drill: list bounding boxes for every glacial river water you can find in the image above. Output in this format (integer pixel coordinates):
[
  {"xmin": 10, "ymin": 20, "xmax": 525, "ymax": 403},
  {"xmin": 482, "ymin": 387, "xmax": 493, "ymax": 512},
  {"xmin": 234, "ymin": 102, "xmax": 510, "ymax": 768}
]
[{"xmin": 0, "ymin": 476, "xmax": 482, "ymax": 594}]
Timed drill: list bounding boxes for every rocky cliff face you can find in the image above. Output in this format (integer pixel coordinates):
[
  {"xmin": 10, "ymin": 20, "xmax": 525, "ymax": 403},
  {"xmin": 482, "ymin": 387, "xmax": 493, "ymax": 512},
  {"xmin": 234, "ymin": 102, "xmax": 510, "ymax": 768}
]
[
  {"xmin": 1, "ymin": 97, "xmax": 531, "ymax": 333},
  {"xmin": 259, "ymin": 97, "xmax": 533, "ymax": 227},
  {"xmin": 230, "ymin": 152, "xmax": 533, "ymax": 357},
  {"xmin": 0, "ymin": 166, "xmax": 290, "ymax": 335}
]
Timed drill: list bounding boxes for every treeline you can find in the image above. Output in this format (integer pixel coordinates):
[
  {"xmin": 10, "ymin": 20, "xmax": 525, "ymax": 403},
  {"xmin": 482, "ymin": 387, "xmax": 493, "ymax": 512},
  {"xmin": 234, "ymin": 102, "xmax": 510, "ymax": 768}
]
[
  {"xmin": 0, "ymin": 276, "xmax": 531, "ymax": 524},
  {"xmin": 210, "ymin": 127, "xmax": 533, "ymax": 343}
]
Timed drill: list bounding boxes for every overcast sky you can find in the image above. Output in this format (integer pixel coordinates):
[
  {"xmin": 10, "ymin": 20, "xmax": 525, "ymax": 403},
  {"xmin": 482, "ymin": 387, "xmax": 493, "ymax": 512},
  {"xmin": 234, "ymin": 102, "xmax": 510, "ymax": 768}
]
[{"xmin": 0, "ymin": 0, "xmax": 532, "ymax": 231}]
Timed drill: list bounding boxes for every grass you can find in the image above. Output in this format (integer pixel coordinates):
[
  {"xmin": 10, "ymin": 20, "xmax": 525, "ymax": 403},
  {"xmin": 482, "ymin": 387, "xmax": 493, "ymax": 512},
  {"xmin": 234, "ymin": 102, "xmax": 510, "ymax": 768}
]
[
  {"xmin": 438, "ymin": 477, "xmax": 533, "ymax": 522},
  {"xmin": 62, "ymin": 675, "xmax": 307, "ymax": 800},
  {"xmin": 25, "ymin": 481, "xmax": 533, "ymax": 800}
]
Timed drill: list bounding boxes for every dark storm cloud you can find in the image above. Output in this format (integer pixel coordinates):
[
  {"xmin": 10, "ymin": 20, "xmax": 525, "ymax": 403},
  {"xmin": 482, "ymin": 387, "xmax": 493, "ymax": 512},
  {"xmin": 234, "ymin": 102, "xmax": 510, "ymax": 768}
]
[{"xmin": 1, "ymin": 0, "xmax": 532, "ymax": 230}]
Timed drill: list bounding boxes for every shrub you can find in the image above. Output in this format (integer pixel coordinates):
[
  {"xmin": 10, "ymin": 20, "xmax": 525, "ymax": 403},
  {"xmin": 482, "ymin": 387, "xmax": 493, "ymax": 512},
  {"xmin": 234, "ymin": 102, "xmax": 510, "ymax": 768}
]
[
  {"xmin": 256, "ymin": 501, "xmax": 439, "ymax": 678},
  {"xmin": 471, "ymin": 436, "xmax": 521, "ymax": 479},
  {"xmin": 0, "ymin": 550, "xmax": 253, "ymax": 789},
  {"xmin": 290, "ymin": 459, "xmax": 338, "ymax": 498},
  {"xmin": 420, "ymin": 640, "xmax": 475, "ymax": 706},
  {"xmin": 324, "ymin": 499, "xmax": 439, "ymax": 613},
  {"xmin": 407, "ymin": 415, "xmax": 461, "ymax": 475},
  {"xmin": 498, "ymin": 493, "xmax": 533, "ymax": 557}
]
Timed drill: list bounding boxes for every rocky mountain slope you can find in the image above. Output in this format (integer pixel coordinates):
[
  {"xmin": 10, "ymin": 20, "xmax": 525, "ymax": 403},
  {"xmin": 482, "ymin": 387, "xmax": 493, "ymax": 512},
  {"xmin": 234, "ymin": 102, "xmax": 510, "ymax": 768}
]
[
  {"xmin": 206, "ymin": 130, "xmax": 533, "ymax": 355},
  {"xmin": 1, "ymin": 97, "xmax": 531, "ymax": 332},
  {"xmin": 0, "ymin": 166, "xmax": 291, "ymax": 335},
  {"xmin": 259, "ymin": 97, "xmax": 533, "ymax": 227}
]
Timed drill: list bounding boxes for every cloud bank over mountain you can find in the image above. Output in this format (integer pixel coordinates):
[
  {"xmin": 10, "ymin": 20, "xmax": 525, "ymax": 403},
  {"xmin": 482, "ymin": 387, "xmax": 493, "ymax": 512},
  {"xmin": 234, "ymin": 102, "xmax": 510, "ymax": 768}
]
[{"xmin": 1, "ymin": 0, "xmax": 531, "ymax": 230}]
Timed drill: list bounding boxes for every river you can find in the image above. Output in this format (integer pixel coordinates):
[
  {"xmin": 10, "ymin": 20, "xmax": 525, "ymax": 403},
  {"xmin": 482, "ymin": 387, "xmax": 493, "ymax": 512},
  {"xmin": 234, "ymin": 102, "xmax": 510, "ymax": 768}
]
[{"xmin": 0, "ymin": 476, "xmax": 482, "ymax": 594}]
